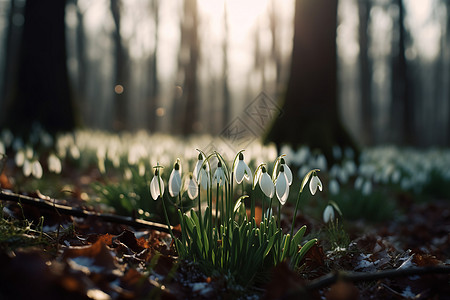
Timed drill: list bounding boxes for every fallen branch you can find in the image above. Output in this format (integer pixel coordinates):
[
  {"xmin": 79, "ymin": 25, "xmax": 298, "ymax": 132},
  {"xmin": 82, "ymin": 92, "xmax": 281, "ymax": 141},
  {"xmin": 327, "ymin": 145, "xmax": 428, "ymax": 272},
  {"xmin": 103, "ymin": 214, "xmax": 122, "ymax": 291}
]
[
  {"xmin": 287, "ymin": 265, "xmax": 450, "ymax": 297},
  {"xmin": 0, "ymin": 190, "xmax": 171, "ymax": 233}
]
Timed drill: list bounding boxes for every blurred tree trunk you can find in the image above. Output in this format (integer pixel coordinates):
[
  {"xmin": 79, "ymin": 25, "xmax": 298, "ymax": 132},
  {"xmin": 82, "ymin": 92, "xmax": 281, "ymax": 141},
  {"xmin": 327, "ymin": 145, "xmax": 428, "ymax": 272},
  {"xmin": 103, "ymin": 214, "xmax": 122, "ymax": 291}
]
[
  {"xmin": 1, "ymin": 0, "xmax": 20, "ymax": 120},
  {"xmin": 75, "ymin": 0, "xmax": 87, "ymax": 124},
  {"xmin": 391, "ymin": 0, "xmax": 413, "ymax": 145},
  {"xmin": 446, "ymin": 0, "xmax": 450, "ymax": 145},
  {"xmin": 358, "ymin": 0, "xmax": 373, "ymax": 145},
  {"xmin": 264, "ymin": 0, "xmax": 358, "ymax": 164},
  {"xmin": 269, "ymin": 0, "xmax": 282, "ymax": 89},
  {"xmin": 222, "ymin": 2, "xmax": 231, "ymax": 128},
  {"xmin": 2, "ymin": 0, "xmax": 75, "ymax": 137},
  {"xmin": 111, "ymin": 0, "xmax": 129, "ymax": 131},
  {"xmin": 176, "ymin": 0, "xmax": 199, "ymax": 135},
  {"xmin": 148, "ymin": 0, "xmax": 159, "ymax": 132}
]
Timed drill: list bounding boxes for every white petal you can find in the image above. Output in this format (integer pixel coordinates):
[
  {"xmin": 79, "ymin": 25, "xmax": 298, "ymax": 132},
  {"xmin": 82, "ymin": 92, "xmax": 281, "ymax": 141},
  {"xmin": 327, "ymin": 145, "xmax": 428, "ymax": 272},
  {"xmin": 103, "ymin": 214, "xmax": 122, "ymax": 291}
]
[
  {"xmin": 309, "ymin": 175, "xmax": 321, "ymax": 195},
  {"xmin": 260, "ymin": 172, "xmax": 274, "ymax": 198},
  {"xmin": 244, "ymin": 164, "xmax": 253, "ymax": 183},
  {"xmin": 15, "ymin": 151, "xmax": 25, "ymax": 167},
  {"xmin": 32, "ymin": 161, "xmax": 43, "ymax": 179},
  {"xmin": 199, "ymin": 168, "xmax": 209, "ymax": 190},
  {"xmin": 193, "ymin": 159, "xmax": 203, "ymax": 181},
  {"xmin": 213, "ymin": 167, "xmax": 226, "ymax": 186},
  {"xmin": 323, "ymin": 205, "xmax": 335, "ymax": 223},
  {"xmin": 235, "ymin": 160, "xmax": 246, "ymax": 184},
  {"xmin": 276, "ymin": 172, "xmax": 289, "ymax": 205},
  {"xmin": 150, "ymin": 176, "xmax": 164, "ymax": 200},
  {"xmin": 283, "ymin": 164, "xmax": 293, "ymax": 185},
  {"xmin": 187, "ymin": 178, "xmax": 198, "ymax": 200},
  {"xmin": 48, "ymin": 154, "xmax": 62, "ymax": 174},
  {"xmin": 169, "ymin": 169, "xmax": 182, "ymax": 197},
  {"xmin": 329, "ymin": 179, "xmax": 340, "ymax": 195},
  {"xmin": 23, "ymin": 160, "xmax": 32, "ymax": 177}
]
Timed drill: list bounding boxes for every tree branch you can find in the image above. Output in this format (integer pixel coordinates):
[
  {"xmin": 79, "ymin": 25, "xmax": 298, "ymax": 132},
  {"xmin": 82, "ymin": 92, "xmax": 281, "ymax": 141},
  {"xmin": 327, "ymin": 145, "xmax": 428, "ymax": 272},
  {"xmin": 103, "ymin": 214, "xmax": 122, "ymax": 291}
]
[
  {"xmin": 0, "ymin": 190, "xmax": 171, "ymax": 233},
  {"xmin": 287, "ymin": 265, "xmax": 450, "ymax": 297}
]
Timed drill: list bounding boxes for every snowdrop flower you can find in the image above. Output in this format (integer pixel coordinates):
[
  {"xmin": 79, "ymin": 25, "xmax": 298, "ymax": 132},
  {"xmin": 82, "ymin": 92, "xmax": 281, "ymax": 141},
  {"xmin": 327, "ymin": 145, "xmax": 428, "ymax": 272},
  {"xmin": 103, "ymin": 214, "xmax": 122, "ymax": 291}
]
[
  {"xmin": 198, "ymin": 164, "xmax": 210, "ymax": 190},
  {"xmin": 70, "ymin": 145, "xmax": 80, "ymax": 159},
  {"xmin": 15, "ymin": 150, "xmax": 25, "ymax": 167},
  {"xmin": 309, "ymin": 173, "xmax": 323, "ymax": 195},
  {"xmin": 150, "ymin": 167, "xmax": 164, "ymax": 200},
  {"xmin": 323, "ymin": 205, "xmax": 335, "ymax": 223},
  {"xmin": 332, "ymin": 146, "xmax": 342, "ymax": 160},
  {"xmin": 234, "ymin": 152, "xmax": 252, "ymax": 184},
  {"xmin": 280, "ymin": 158, "xmax": 293, "ymax": 185},
  {"xmin": 32, "ymin": 160, "xmax": 43, "ymax": 179},
  {"xmin": 213, "ymin": 161, "xmax": 226, "ymax": 187},
  {"xmin": 193, "ymin": 153, "xmax": 209, "ymax": 181},
  {"xmin": 169, "ymin": 160, "xmax": 182, "ymax": 197},
  {"xmin": 48, "ymin": 153, "xmax": 62, "ymax": 174},
  {"xmin": 362, "ymin": 180, "xmax": 372, "ymax": 196},
  {"xmin": 185, "ymin": 174, "xmax": 198, "ymax": 200},
  {"xmin": 329, "ymin": 179, "xmax": 340, "ymax": 195},
  {"xmin": 259, "ymin": 166, "xmax": 274, "ymax": 198},
  {"xmin": 0, "ymin": 141, "xmax": 4, "ymax": 155},
  {"xmin": 354, "ymin": 176, "xmax": 364, "ymax": 190},
  {"xmin": 275, "ymin": 166, "xmax": 289, "ymax": 205}
]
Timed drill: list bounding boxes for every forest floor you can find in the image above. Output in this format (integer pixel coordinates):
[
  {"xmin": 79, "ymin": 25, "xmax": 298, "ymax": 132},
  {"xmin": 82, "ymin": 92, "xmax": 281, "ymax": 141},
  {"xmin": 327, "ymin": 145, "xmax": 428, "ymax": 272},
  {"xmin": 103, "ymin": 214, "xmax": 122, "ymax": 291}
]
[
  {"xmin": 0, "ymin": 134, "xmax": 449, "ymax": 299},
  {"xmin": 0, "ymin": 179, "xmax": 449, "ymax": 299}
]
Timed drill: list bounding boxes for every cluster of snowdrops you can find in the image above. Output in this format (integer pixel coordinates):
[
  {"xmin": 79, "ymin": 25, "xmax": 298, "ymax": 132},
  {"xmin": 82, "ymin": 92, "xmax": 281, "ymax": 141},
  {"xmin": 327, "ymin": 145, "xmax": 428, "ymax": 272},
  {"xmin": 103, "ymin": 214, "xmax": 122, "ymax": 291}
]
[{"xmin": 147, "ymin": 149, "xmax": 329, "ymax": 285}]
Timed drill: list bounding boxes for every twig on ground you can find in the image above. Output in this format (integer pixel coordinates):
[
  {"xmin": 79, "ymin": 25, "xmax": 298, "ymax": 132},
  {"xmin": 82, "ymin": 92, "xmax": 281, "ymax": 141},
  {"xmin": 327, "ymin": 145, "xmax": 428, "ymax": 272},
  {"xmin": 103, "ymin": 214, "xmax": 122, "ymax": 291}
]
[
  {"xmin": 0, "ymin": 190, "xmax": 171, "ymax": 233},
  {"xmin": 287, "ymin": 266, "xmax": 450, "ymax": 298}
]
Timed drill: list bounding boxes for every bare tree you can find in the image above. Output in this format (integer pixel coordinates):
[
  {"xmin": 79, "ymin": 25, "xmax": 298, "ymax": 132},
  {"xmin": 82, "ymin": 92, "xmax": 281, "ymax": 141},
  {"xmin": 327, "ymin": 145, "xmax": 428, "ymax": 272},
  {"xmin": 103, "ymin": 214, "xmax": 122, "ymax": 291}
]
[
  {"xmin": 358, "ymin": 0, "xmax": 373, "ymax": 145},
  {"xmin": 110, "ymin": 0, "xmax": 129, "ymax": 130},
  {"xmin": 265, "ymin": 0, "xmax": 358, "ymax": 163},
  {"xmin": 174, "ymin": 0, "xmax": 199, "ymax": 135},
  {"xmin": 1, "ymin": 0, "xmax": 76, "ymax": 137},
  {"xmin": 390, "ymin": 0, "xmax": 413, "ymax": 145}
]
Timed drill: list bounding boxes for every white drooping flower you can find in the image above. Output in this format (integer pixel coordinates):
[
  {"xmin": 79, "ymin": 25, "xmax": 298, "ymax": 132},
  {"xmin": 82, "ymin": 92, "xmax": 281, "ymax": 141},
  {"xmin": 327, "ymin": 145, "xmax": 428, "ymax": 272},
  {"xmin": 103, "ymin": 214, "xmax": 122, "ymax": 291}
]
[
  {"xmin": 259, "ymin": 166, "xmax": 274, "ymax": 198},
  {"xmin": 150, "ymin": 168, "xmax": 165, "ymax": 200},
  {"xmin": 48, "ymin": 153, "xmax": 62, "ymax": 174},
  {"xmin": 193, "ymin": 152, "xmax": 209, "ymax": 182},
  {"xmin": 309, "ymin": 174, "xmax": 323, "ymax": 195},
  {"xmin": 31, "ymin": 160, "xmax": 43, "ymax": 179},
  {"xmin": 185, "ymin": 174, "xmax": 198, "ymax": 200},
  {"xmin": 169, "ymin": 160, "xmax": 182, "ymax": 197},
  {"xmin": 323, "ymin": 204, "xmax": 335, "ymax": 223},
  {"xmin": 329, "ymin": 178, "xmax": 340, "ymax": 195},
  {"xmin": 213, "ymin": 161, "xmax": 226, "ymax": 187},
  {"xmin": 198, "ymin": 164, "xmax": 210, "ymax": 190},
  {"xmin": 15, "ymin": 150, "xmax": 25, "ymax": 167},
  {"xmin": 23, "ymin": 159, "xmax": 32, "ymax": 177},
  {"xmin": 275, "ymin": 166, "xmax": 289, "ymax": 205},
  {"xmin": 234, "ymin": 152, "xmax": 252, "ymax": 184},
  {"xmin": 280, "ymin": 158, "xmax": 293, "ymax": 185}
]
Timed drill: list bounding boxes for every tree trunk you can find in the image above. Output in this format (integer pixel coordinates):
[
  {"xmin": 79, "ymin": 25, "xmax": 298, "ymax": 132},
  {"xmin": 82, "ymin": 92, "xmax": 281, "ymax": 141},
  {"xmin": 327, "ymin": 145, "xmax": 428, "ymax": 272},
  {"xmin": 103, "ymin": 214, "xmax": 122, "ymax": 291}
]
[
  {"xmin": 110, "ymin": 0, "xmax": 129, "ymax": 131},
  {"xmin": 264, "ymin": 0, "xmax": 358, "ymax": 164},
  {"xmin": 391, "ymin": 0, "xmax": 413, "ymax": 145},
  {"xmin": 358, "ymin": 0, "xmax": 373, "ymax": 145},
  {"xmin": 2, "ymin": 0, "xmax": 75, "ymax": 138},
  {"xmin": 175, "ymin": 0, "xmax": 199, "ymax": 135}
]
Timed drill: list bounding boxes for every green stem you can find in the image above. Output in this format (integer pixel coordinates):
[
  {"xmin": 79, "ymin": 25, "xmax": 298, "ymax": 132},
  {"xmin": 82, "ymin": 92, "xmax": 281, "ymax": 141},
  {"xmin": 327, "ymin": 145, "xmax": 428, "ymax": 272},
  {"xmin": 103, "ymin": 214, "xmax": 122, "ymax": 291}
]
[
  {"xmin": 161, "ymin": 195, "xmax": 175, "ymax": 242},
  {"xmin": 287, "ymin": 190, "xmax": 303, "ymax": 257},
  {"xmin": 261, "ymin": 189, "xmax": 265, "ymax": 224},
  {"xmin": 278, "ymin": 201, "xmax": 282, "ymax": 263}
]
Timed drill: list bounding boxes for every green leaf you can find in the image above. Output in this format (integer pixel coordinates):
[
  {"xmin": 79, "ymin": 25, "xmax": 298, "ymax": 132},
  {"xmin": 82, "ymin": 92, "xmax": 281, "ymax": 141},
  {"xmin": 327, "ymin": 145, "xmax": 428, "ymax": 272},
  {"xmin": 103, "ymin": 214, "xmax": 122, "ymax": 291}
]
[
  {"xmin": 233, "ymin": 195, "xmax": 248, "ymax": 213},
  {"xmin": 264, "ymin": 229, "xmax": 280, "ymax": 258},
  {"xmin": 293, "ymin": 238, "xmax": 317, "ymax": 267},
  {"xmin": 290, "ymin": 225, "xmax": 307, "ymax": 256}
]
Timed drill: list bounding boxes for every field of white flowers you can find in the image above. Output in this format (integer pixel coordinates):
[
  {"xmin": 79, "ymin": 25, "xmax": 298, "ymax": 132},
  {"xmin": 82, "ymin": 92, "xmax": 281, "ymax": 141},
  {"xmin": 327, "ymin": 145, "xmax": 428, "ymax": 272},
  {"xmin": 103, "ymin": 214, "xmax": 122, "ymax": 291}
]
[{"xmin": 1, "ymin": 128, "xmax": 449, "ymax": 299}]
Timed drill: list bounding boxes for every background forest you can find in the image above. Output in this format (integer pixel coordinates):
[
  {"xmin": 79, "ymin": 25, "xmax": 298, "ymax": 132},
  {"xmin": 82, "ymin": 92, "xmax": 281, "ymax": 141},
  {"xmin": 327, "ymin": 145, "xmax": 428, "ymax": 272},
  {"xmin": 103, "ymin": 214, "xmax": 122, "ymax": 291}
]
[{"xmin": 0, "ymin": 0, "xmax": 449, "ymax": 148}]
